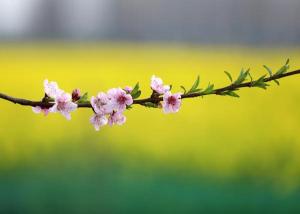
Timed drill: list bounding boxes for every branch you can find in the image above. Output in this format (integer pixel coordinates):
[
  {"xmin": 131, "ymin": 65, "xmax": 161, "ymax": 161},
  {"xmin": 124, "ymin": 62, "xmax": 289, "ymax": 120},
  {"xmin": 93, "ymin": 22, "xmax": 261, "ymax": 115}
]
[{"xmin": 1, "ymin": 69, "xmax": 300, "ymax": 108}]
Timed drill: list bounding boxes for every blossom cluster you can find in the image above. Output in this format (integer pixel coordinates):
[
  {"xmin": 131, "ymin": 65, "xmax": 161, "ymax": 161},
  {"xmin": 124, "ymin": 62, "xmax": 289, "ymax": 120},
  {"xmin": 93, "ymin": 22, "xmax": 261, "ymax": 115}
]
[
  {"xmin": 33, "ymin": 75, "xmax": 182, "ymax": 131},
  {"xmin": 32, "ymin": 80, "xmax": 77, "ymax": 120}
]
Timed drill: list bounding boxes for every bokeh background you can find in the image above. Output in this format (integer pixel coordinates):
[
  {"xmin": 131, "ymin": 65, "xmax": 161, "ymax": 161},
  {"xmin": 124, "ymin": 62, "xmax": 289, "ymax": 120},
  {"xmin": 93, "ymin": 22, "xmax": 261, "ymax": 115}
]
[{"xmin": 0, "ymin": 0, "xmax": 300, "ymax": 213}]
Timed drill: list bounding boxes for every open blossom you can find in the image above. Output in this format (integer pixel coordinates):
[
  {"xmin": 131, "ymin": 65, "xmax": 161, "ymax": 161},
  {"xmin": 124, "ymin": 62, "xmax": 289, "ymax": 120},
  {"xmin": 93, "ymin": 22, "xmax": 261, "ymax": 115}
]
[
  {"xmin": 108, "ymin": 111, "xmax": 126, "ymax": 126},
  {"xmin": 90, "ymin": 114, "xmax": 108, "ymax": 131},
  {"xmin": 151, "ymin": 75, "xmax": 170, "ymax": 94},
  {"xmin": 32, "ymin": 79, "xmax": 63, "ymax": 117},
  {"xmin": 44, "ymin": 79, "xmax": 63, "ymax": 98},
  {"xmin": 91, "ymin": 92, "xmax": 111, "ymax": 114},
  {"xmin": 162, "ymin": 91, "xmax": 182, "ymax": 113},
  {"xmin": 50, "ymin": 92, "xmax": 77, "ymax": 120},
  {"xmin": 32, "ymin": 106, "xmax": 50, "ymax": 116},
  {"xmin": 107, "ymin": 88, "xmax": 133, "ymax": 112}
]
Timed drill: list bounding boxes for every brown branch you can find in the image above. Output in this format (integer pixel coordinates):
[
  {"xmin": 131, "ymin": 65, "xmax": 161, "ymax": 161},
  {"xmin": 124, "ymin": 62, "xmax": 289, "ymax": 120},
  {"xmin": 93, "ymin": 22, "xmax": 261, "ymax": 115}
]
[{"xmin": 0, "ymin": 69, "xmax": 300, "ymax": 109}]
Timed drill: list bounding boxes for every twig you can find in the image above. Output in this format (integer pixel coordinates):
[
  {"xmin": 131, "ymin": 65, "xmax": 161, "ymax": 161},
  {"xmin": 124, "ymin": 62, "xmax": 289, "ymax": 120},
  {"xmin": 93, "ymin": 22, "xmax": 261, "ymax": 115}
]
[{"xmin": 0, "ymin": 69, "xmax": 300, "ymax": 108}]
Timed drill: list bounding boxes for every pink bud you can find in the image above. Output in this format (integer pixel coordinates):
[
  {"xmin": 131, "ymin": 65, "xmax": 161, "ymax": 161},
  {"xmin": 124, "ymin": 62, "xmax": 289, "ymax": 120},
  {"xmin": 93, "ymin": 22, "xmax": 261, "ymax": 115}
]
[
  {"xmin": 123, "ymin": 86, "xmax": 133, "ymax": 93},
  {"xmin": 72, "ymin": 89, "xmax": 81, "ymax": 101}
]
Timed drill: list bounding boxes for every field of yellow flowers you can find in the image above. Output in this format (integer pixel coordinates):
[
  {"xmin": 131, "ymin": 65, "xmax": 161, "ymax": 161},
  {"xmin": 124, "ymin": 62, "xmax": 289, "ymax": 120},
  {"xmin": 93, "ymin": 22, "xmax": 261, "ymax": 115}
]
[{"xmin": 0, "ymin": 43, "xmax": 300, "ymax": 212}]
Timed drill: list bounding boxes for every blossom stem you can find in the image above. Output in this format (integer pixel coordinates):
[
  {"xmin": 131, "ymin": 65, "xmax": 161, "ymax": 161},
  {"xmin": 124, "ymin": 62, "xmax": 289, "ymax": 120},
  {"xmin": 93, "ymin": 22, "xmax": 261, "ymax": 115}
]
[{"xmin": 0, "ymin": 69, "xmax": 300, "ymax": 108}]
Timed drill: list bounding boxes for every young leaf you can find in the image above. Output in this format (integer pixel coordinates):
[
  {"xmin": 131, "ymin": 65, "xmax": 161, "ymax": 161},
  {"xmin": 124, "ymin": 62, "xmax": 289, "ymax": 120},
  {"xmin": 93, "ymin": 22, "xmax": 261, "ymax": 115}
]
[
  {"xmin": 221, "ymin": 90, "xmax": 240, "ymax": 98},
  {"xmin": 273, "ymin": 79, "xmax": 280, "ymax": 86},
  {"xmin": 190, "ymin": 88, "xmax": 202, "ymax": 93},
  {"xmin": 224, "ymin": 71, "xmax": 233, "ymax": 82},
  {"xmin": 131, "ymin": 82, "xmax": 140, "ymax": 95},
  {"xmin": 131, "ymin": 90, "xmax": 141, "ymax": 99},
  {"xmin": 234, "ymin": 68, "xmax": 249, "ymax": 85},
  {"xmin": 180, "ymin": 86, "xmax": 187, "ymax": 94},
  {"xmin": 275, "ymin": 64, "xmax": 289, "ymax": 75},
  {"xmin": 188, "ymin": 75, "xmax": 200, "ymax": 93},
  {"xmin": 263, "ymin": 65, "xmax": 273, "ymax": 77},
  {"xmin": 142, "ymin": 102, "xmax": 159, "ymax": 108},
  {"xmin": 202, "ymin": 83, "xmax": 214, "ymax": 94},
  {"xmin": 130, "ymin": 82, "xmax": 141, "ymax": 99},
  {"xmin": 285, "ymin": 58, "xmax": 290, "ymax": 65},
  {"xmin": 275, "ymin": 60, "xmax": 290, "ymax": 75},
  {"xmin": 248, "ymin": 72, "xmax": 253, "ymax": 83},
  {"xmin": 77, "ymin": 92, "xmax": 88, "ymax": 103},
  {"xmin": 252, "ymin": 75, "xmax": 269, "ymax": 89},
  {"xmin": 126, "ymin": 105, "xmax": 133, "ymax": 110}
]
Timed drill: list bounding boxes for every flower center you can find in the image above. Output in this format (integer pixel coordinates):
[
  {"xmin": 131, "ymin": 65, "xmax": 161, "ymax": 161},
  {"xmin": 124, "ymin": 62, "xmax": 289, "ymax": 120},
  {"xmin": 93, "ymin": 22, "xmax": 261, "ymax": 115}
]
[
  {"xmin": 96, "ymin": 99, "xmax": 106, "ymax": 109},
  {"xmin": 167, "ymin": 96, "xmax": 177, "ymax": 106},
  {"xmin": 117, "ymin": 95, "xmax": 127, "ymax": 105},
  {"xmin": 57, "ymin": 101, "xmax": 66, "ymax": 111}
]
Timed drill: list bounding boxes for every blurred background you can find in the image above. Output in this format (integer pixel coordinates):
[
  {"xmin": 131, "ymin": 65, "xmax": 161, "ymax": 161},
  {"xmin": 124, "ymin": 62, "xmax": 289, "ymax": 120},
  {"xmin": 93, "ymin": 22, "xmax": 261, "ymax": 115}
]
[{"xmin": 0, "ymin": 0, "xmax": 300, "ymax": 213}]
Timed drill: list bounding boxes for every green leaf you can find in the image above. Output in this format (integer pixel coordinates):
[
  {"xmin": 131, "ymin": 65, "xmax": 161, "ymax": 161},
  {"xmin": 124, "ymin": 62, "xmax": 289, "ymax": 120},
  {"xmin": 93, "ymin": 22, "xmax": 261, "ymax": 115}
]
[
  {"xmin": 77, "ymin": 92, "xmax": 88, "ymax": 103},
  {"xmin": 180, "ymin": 86, "xmax": 187, "ymax": 94},
  {"xmin": 285, "ymin": 58, "xmax": 290, "ymax": 65},
  {"xmin": 221, "ymin": 90, "xmax": 240, "ymax": 98},
  {"xmin": 273, "ymin": 79, "xmax": 280, "ymax": 86},
  {"xmin": 224, "ymin": 71, "xmax": 233, "ymax": 82},
  {"xmin": 131, "ymin": 90, "xmax": 141, "ymax": 99},
  {"xmin": 263, "ymin": 65, "xmax": 281, "ymax": 85},
  {"xmin": 275, "ymin": 64, "xmax": 289, "ymax": 75},
  {"xmin": 252, "ymin": 75, "xmax": 269, "ymax": 89},
  {"xmin": 131, "ymin": 82, "xmax": 140, "ymax": 95},
  {"xmin": 130, "ymin": 82, "xmax": 141, "ymax": 99},
  {"xmin": 248, "ymin": 72, "xmax": 253, "ymax": 82},
  {"xmin": 202, "ymin": 83, "xmax": 214, "ymax": 94},
  {"xmin": 189, "ymin": 88, "xmax": 202, "ymax": 93},
  {"xmin": 275, "ymin": 60, "xmax": 290, "ymax": 76},
  {"xmin": 126, "ymin": 105, "xmax": 133, "ymax": 110},
  {"xmin": 142, "ymin": 102, "xmax": 159, "ymax": 108},
  {"xmin": 234, "ymin": 68, "xmax": 250, "ymax": 85},
  {"xmin": 263, "ymin": 65, "xmax": 273, "ymax": 77},
  {"xmin": 188, "ymin": 75, "xmax": 200, "ymax": 93}
]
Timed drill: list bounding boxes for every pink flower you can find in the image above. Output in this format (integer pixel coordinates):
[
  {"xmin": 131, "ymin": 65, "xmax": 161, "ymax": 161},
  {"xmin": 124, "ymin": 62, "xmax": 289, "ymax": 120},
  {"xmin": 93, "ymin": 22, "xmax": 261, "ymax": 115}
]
[
  {"xmin": 151, "ymin": 75, "xmax": 170, "ymax": 94},
  {"xmin": 32, "ymin": 106, "xmax": 50, "ymax": 116},
  {"xmin": 107, "ymin": 88, "xmax": 133, "ymax": 112},
  {"xmin": 123, "ymin": 86, "xmax": 133, "ymax": 94},
  {"xmin": 90, "ymin": 114, "xmax": 108, "ymax": 131},
  {"xmin": 91, "ymin": 92, "xmax": 111, "ymax": 114},
  {"xmin": 50, "ymin": 92, "xmax": 78, "ymax": 120},
  {"xmin": 44, "ymin": 79, "xmax": 63, "ymax": 98},
  {"xmin": 162, "ymin": 91, "xmax": 182, "ymax": 113},
  {"xmin": 108, "ymin": 111, "xmax": 126, "ymax": 126}
]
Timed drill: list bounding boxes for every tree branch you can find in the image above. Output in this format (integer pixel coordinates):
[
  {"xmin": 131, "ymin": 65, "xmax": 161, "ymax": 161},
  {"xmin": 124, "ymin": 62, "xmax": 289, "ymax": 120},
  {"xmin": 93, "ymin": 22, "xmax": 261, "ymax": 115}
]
[{"xmin": 1, "ymin": 69, "xmax": 300, "ymax": 109}]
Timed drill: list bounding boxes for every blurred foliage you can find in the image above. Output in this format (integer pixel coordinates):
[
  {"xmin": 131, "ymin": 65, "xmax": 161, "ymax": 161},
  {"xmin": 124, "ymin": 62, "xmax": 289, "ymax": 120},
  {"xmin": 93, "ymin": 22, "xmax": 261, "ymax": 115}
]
[{"xmin": 0, "ymin": 43, "xmax": 300, "ymax": 213}]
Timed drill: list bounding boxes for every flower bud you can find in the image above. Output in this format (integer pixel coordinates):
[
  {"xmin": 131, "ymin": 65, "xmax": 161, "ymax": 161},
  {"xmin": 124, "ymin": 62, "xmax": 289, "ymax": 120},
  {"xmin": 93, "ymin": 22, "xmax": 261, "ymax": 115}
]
[
  {"xmin": 123, "ymin": 86, "xmax": 133, "ymax": 94},
  {"xmin": 72, "ymin": 89, "xmax": 81, "ymax": 101}
]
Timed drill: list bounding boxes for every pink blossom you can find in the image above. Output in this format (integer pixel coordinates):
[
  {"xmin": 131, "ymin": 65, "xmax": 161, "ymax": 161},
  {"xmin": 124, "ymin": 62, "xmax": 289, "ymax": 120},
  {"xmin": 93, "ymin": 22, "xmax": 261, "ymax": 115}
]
[
  {"xmin": 50, "ymin": 92, "xmax": 78, "ymax": 120},
  {"xmin": 44, "ymin": 79, "xmax": 63, "ymax": 98},
  {"xmin": 123, "ymin": 86, "xmax": 133, "ymax": 93},
  {"xmin": 32, "ymin": 106, "xmax": 50, "ymax": 116},
  {"xmin": 107, "ymin": 88, "xmax": 133, "ymax": 112},
  {"xmin": 108, "ymin": 111, "xmax": 126, "ymax": 126},
  {"xmin": 90, "ymin": 114, "xmax": 108, "ymax": 131},
  {"xmin": 151, "ymin": 75, "xmax": 170, "ymax": 94},
  {"xmin": 162, "ymin": 91, "xmax": 182, "ymax": 113},
  {"xmin": 91, "ymin": 92, "xmax": 111, "ymax": 114}
]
